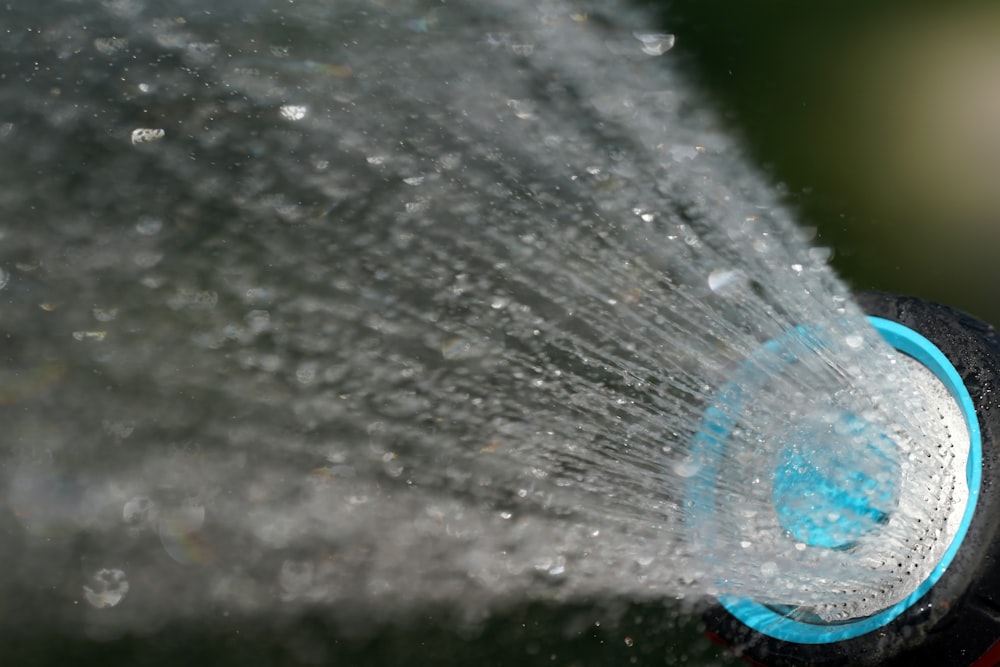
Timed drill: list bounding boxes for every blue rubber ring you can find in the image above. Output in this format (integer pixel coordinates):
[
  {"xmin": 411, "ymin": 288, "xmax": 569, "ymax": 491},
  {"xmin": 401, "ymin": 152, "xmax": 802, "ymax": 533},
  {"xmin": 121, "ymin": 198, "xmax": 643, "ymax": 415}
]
[{"xmin": 693, "ymin": 316, "xmax": 982, "ymax": 644}]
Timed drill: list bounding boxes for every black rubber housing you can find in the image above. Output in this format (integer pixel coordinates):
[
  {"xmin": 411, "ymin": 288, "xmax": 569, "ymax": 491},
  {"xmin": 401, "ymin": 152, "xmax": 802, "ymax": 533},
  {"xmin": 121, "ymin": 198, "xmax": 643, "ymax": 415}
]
[{"xmin": 704, "ymin": 293, "xmax": 1000, "ymax": 667}]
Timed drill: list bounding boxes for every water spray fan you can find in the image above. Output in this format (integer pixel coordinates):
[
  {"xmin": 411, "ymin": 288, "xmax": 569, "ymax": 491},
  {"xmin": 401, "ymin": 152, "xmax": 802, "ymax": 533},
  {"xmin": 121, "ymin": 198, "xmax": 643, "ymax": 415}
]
[{"xmin": 697, "ymin": 293, "xmax": 1000, "ymax": 666}]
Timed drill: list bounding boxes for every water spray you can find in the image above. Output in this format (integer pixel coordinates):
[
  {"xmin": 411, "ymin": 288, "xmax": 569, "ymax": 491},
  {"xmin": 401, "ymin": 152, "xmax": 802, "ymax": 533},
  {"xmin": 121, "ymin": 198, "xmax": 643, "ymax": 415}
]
[
  {"xmin": 3, "ymin": 0, "xmax": 998, "ymax": 664},
  {"xmin": 703, "ymin": 292, "xmax": 1000, "ymax": 666}
]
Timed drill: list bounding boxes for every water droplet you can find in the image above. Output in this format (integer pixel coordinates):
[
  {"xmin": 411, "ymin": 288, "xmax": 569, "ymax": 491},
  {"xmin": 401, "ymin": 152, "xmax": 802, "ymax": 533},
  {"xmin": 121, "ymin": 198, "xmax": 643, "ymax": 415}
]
[
  {"xmin": 103, "ymin": 419, "xmax": 134, "ymax": 440},
  {"xmin": 707, "ymin": 268, "xmax": 740, "ymax": 293},
  {"xmin": 845, "ymin": 334, "xmax": 864, "ymax": 349},
  {"xmin": 441, "ymin": 336, "xmax": 490, "ymax": 360},
  {"xmin": 279, "ymin": 104, "xmax": 308, "ymax": 121},
  {"xmin": 295, "ymin": 362, "xmax": 318, "ymax": 385},
  {"xmin": 791, "ymin": 263, "xmax": 804, "ymax": 273},
  {"xmin": 92, "ymin": 307, "xmax": 118, "ymax": 322},
  {"xmin": 133, "ymin": 250, "xmax": 163, "ymax": 268},
  {"xmin": 382, "ymin": 451, "xmax": 403, "ymax": 478},
  {"xmin": 135, "ymin": 216, "xmax": 163, "ymax": 235},
  {"xmin": 632, "ymin": 31, "xmax": 675, "ymax": 56},
  {"xmin": 809, "ymin": 246, "xmax": 833, "ymax": 263},
  {"xmin": 184, "ymin": 42, "xmax": 218, "ymax": 65},
  {"xmin": 506, "ymin": 99, "xmax": 535, "ymax": 119},
  {"xmin": 167, "ymin": 288, "xmax": 218, "ymax": 310},
  {"xmin": 243, "ymin": 287, "xmax": 273, "ymax": 307},
  {"xmin": 403, "ymin": 175, "xmax": 425, "ymax": 186},
  {"xmin": 123, "ymin": 495, "xmax": 156, "ymax": 529},
  {"xmin": 673, "ymin": 457, "xmax": 701, "ymax": 478},
  {"xmin": 158, "ymin": 499, "xmax": 210, "ymax": 564},
  {"xmin": 72, "ymin": 330, "xmax": 107, "ymax": 342},
  {"xmin": 93, "ymin": 36, "xmax": 128, "ymax": 55},
  {"xmin": 83, "ymin": 568, "xmax": 129, "ymax": 608},
  {"xmin": 438, "ymin": 152, "xmax": 461, "ymax": 170},
  {"xmin": 245, "ymin": 309, "xmax": 271, "ymax": 334},
  {"xmin": 131, "ymin": 127, "xmax": 165, "ymax": 144}
]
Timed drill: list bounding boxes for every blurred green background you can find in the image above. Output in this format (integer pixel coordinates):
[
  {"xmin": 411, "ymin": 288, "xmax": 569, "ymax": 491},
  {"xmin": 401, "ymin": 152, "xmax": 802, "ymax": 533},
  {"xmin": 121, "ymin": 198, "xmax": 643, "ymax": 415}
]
[{"xmin": 659, "ymin": 0, "xmax": 1000, "ymax": 327}]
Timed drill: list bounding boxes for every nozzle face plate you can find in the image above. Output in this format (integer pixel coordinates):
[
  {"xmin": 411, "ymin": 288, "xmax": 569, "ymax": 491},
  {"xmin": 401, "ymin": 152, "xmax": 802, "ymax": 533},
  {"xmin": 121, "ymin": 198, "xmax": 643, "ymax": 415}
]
[{"xmin": 707, "ymin": 317, "xmax": 980, "ymax": 643}]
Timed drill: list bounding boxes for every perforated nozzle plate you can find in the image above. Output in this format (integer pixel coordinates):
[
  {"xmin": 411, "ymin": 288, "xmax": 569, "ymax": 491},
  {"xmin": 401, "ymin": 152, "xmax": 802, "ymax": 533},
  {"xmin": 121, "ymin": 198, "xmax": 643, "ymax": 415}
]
[
  {"xmin": 802, "ymin": 350, "xmax": 970, "ymax": 621},
  {"xmin": 707, "ymin": 316, "xmax": 981, "ymax": 644}
]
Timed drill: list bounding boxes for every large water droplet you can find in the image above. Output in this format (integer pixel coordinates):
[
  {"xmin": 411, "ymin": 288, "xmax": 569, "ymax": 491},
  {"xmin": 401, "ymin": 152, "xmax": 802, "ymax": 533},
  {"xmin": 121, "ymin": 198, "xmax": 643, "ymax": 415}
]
[
  {"xmin": 279, "ymin": 104, "xmax": 308, "ymax": 121},
  {"xmin": 130, "ymin": 128, "xmax": 164, "ymax": 144},
  {"xmin": 633, "ymin": 31, "xmax": 675, "ymax": 56},
  {"xmin": 83, "ymin": 568, "xmax": 129, "ymax": 609},
  {"xmin": 708, "ymin": 268, "xmax": 740, "ymax": 292}
]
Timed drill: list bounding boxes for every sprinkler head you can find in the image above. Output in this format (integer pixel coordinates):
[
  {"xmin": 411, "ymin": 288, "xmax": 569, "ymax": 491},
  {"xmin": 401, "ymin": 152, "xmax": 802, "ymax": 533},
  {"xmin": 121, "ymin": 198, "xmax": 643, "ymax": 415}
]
[{"xmin": 700, "ymin": 293, "xmax": 1000, "ymax": 666}]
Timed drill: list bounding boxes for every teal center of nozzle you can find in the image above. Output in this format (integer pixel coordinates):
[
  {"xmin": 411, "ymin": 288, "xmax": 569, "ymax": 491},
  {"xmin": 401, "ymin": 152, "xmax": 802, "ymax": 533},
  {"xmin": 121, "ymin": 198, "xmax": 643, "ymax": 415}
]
[{"xmin": 772, "ymin": 414, "xmax": 900, "ymax": 549}]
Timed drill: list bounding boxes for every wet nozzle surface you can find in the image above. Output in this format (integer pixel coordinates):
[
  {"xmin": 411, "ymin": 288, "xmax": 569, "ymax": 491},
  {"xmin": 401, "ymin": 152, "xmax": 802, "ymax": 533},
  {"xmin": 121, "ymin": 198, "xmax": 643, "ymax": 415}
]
[{"xmin": 694, "ymin": 315, "xmax": 978, "ymax": 643}]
